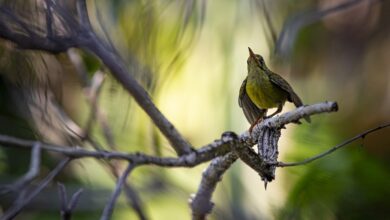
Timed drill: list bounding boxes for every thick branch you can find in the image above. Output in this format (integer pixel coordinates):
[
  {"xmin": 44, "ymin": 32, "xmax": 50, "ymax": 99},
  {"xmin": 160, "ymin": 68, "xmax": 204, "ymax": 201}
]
[
  {"xmin": 0, "ymin": 102, "xmax": 338, "ymax": 168},
  {"xmin": 249, "ymin": 101, "xmax": 338, "ymax": 140},
  {"xmin": 0, "ymin": 134, "xmax": 233, "ymax": 168},
  {"xmin": 189, "ymin": 101, "xmax": 338, "ymax": 219},
  {"xmin": 83, "ymin": 36, "xmax": 192, "ymax": 155},
  {"xmin": 0, "ymin": 3, "xmax": 192, "ymax": 155},
  {"xmin": 190, "ymin": 153, "xmax": 238, "ymax": 220}
]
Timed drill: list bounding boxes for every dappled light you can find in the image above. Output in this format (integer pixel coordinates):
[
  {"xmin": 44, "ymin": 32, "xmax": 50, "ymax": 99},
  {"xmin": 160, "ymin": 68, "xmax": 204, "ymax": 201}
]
[{"xmin": 0, "ymin": 0, "xmax": 389, "ymax": 219}]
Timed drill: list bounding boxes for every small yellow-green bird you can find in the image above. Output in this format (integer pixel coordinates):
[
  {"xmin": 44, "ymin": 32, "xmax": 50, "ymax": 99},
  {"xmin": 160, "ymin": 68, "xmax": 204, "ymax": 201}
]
[{"xmin": 239, "ymin": 47, "xmax": 310, "ymax": 131}]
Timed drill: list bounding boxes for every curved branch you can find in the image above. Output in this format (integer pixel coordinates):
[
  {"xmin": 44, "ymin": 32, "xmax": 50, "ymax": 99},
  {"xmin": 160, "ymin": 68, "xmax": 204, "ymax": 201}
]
[
  {"xmin": 190, "ymin": 153, "xmax": 238, "ymax": 220},
  {"xmin": 277, "ymin": 122, "xmax": 390, "ymax": 167},
  {"xmin": 0, "ymin": 2, "xmax": 192, "ymax": 155}
]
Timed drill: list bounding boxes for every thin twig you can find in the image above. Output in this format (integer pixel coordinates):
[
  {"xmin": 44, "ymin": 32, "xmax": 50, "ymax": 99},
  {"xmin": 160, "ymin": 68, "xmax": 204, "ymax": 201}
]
[
  {"xmin": 58, "ymin": 183, "xmax": 68, "ymax": 220},
  {"xmin": 64, "ymin": 9, "xmax": 163, "ymax": 217},
  {"xmin": 100, "ymin": 163, "xmax": 135, "ymax": 220},
  {"xmin": 83, "ymin": 70, "xmax": 106, "ymax": 139},
  {"xmin": 44, "ymin": 0, "xmax": 53, "ymax": 37},
  {"xmin": 0, "ymin": 134, "xmax": 232, "ymax": 167},
  {"xmin": 0, "ymin": 142, "xmax": 41, "ymax": 195},
  {"xmin": 85, "ymin": 136, "xmax": 147, "ymax": 219},
  {"xmin": 277, "ymin": 122, "xmax": 390, "ymax": 167},
  {"xmin": 67, "ymin": 188, "xmax": 84, "ymax": 215},
  {"xmin": 76, "ymin": 0, "xmax": 91, "ymax": 29},
  {"xmin": 58, "ymin": 183, "xmax": 84, "ymax": 220},
  {"xmin": 1, "ymin": 158, "xmax": 71, "ymax": 220},
  {"xmin": 109, "ymin": 164, "xmax": 147, "ymax": 220},
  {"xmin": 21, "ymin": 142, "xmax": 42, "ymax": 185},
  {"xmin": 122, "ymin": 184, "xmax": 147, "ymax": 220}
]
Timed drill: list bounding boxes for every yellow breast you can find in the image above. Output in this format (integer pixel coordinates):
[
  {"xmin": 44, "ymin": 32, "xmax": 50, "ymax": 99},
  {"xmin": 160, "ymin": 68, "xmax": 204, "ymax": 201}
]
[{"xmin": 246, "ymin": 74, "xmax": 287, "ymax": 109}]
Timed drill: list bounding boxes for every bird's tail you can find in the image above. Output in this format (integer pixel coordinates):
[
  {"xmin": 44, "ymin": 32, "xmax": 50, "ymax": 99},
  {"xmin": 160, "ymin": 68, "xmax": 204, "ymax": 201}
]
[{"xmin": 291, "ymin": 92, "xmax": 311, "ymax": 123}]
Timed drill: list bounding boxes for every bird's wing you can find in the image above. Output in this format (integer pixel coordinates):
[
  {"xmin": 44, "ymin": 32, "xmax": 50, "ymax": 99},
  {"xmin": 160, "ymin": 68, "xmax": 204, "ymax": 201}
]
[
  {"xmin": 268, "ymin": 72, "xmax": 311, "ymax": 122},
  {"xmin": 268, "ymin": 71, "xmax": 303, "ymax": 107},
  {"xmin": 239, "ymin": 78, "xmax": 267, "ymax": 124}
]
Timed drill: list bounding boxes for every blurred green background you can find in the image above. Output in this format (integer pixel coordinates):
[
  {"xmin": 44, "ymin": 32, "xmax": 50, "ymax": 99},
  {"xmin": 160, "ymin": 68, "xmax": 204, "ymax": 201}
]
[{"xmin": 0, "ymin": 0, "xmax": 389, "ymax": 219}]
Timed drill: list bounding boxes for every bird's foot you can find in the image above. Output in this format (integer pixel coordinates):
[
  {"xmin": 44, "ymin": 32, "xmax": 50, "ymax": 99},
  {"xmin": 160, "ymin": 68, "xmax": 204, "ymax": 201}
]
[
  {"xmin": 249, "ymin": 123, "xmax": 256, "ymax": 134},
  {"xmin": 249, "ymin": 117, "xmax": 264, "ymax": 134}
]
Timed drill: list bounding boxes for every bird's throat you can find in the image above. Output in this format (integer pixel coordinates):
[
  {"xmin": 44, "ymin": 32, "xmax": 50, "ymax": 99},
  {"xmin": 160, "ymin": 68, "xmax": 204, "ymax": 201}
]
[{"xmin": 248, "ymin": 67, "xmax": 268, "ymax": 84}]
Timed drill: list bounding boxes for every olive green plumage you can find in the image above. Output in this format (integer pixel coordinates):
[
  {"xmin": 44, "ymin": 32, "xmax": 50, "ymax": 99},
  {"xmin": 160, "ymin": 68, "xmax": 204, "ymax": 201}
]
[
  {"xmin": 239, "ymin": 78, "xmax": 267, "ymax": 124},
  {"xmin": 239, "ymin": 47, "xmax": 310, "ymax": 128}
]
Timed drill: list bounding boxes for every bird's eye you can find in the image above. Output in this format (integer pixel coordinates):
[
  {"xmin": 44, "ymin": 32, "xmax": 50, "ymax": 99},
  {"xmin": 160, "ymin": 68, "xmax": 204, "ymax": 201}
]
[{"xmin": 259, "ymin": 58, "xmax": 264, "ymax": 65}]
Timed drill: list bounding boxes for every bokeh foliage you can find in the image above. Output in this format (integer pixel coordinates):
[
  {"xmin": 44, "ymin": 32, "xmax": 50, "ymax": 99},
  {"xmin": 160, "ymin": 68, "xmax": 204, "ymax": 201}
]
[{"xmin": 0, "ymin": 0, "xmax": 389, "ymax": 219}]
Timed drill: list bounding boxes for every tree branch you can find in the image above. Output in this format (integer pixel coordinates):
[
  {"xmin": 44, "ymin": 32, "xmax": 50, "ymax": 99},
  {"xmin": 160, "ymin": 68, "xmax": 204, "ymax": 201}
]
[
  {"xmin": 277, "ymin": 122, "xmax": 390, "ymax": 167},
  {"xmin": 0, "ymin": 102, "xmax": 339, "ymax": 169},
  {"xmin": 0, "ymin": 133, "xmax": 233, "ymax": 168},
  {"xmin": 100, "ymin": 163, "xmax": 135, "ymax": 220},
  {"xmin": 58, "ymin": 183, "xmax": 84, "ymax": 220},
  {"xmin": 189, "ymin": 101, "xmax": 338, "ymax": 219},
  {"xmin": 122, "ymin": 183, "xmax": 147, "ymax": 220},
  {"xmin": 2, "ymin": 101, "xmax": 382, "ymax": 220},
  {"xmin": 1, "ymin": 158, "xmax": 71, "ymax": 220},
  {"xmin": 0, "ymin": 1, "xmax": 192, "ymax": 155},
  {"xmin": 0, "ymin": 142, "xmax": 41, "ymax": 195},
  {"xmin": 190, "ymin": 153, "xmax": 238, "ymax": 220}
]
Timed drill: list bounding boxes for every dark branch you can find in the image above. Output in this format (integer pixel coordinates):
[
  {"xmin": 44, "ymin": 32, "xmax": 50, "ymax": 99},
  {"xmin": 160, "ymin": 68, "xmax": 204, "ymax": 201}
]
[
  {"xmin": 58, "ymin": 183, "xmax": 84, "ymax": 220},
  {"xmin": 58, "ymin": 183, "xmax": 68, "ymax": 219},
  {"xmin": 0, "ymin": 2, "xmax": 192, "ymax": 155},
  {"xmin": 0, "ymin": 142, "xmax": 41, "ymax": 195},
  {"xmin": 122, "ymin": 185, "xmax": 147, "ymax": 220},
  {"xmin": 1, "ymin": 158, "xmax": 71, "ymax": 220},
  {"xmin": 68, "ymin": 188, "xmax": 84, "ymax": 214},
  {"xmin": 76, "ymin": 0, "xmax": 91, "ymax": 29},
  {"xmin": 277, "ymin": 122, "xmax": 390, "ymax": 167},
  {"xmin": 0, "ymin": 133, "xmax": 233, "ymax": 168},
  {"xmin": 100, "ymin": 163, "xmax": 135, "ymax": 220}
]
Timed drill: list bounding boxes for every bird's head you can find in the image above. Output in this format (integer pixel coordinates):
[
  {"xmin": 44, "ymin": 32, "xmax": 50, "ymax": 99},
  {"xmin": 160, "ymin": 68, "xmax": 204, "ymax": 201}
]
[{"xmin": 247, "ymin": 47, "xmax": 266, "ymax": 71}]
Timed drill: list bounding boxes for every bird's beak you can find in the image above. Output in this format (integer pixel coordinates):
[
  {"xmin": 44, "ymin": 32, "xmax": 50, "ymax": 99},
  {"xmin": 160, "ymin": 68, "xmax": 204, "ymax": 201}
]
[{"xmin": 248, "ymin": 47, "xmax": 256, "ymax": 60}]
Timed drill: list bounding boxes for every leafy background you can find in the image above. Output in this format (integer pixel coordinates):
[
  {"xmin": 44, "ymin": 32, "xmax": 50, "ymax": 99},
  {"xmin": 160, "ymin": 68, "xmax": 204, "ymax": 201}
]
[{"xmin": 0, "ymin": 0, "xmax": 389, "ymax": 219}]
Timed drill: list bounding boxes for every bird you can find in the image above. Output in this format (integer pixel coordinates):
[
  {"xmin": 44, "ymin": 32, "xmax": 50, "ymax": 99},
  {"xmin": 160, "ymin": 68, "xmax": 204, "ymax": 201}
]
[{"xmin": 239, "ymin": 47, "xmax": 310, "ymax": 132}]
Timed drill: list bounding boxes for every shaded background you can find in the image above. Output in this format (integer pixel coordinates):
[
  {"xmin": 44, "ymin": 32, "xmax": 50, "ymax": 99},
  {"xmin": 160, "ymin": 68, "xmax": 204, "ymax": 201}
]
[{"xmin": 0, "ymin": 0, "xmax": 389, "ymax": 219}]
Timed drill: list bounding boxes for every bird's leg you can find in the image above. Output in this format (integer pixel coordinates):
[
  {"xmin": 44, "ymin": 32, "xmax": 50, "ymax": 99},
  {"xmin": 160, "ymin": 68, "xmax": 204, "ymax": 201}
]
[
  {"xmin": 265, "ymin": 104, "xmax": 283, "ymax": 119},
  {"xmin": 249, "ymin": 116, "xmax": 263, "ymax": 133}
]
